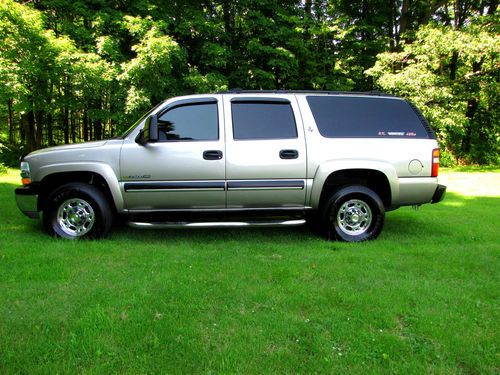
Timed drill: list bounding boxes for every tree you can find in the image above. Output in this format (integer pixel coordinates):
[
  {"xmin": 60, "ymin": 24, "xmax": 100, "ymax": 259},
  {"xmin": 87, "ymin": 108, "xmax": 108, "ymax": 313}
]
[
  {"xmin": 0, "ymin": 0, "xmax": 56, "ymax": 151},
  {"xmin": 0, "ymin": 0, "xmax": 497, "ymax": 165},
  {"xmin": 367, "ymin": 18, "xmax": 499, "ymax": 164}
]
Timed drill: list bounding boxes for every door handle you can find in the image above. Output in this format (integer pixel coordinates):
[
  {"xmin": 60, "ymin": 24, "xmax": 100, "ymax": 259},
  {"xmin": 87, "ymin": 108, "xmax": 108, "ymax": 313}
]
[
  {"xmin": 279, "ymin": 149, "xmax": 299, "ymax": 159},
  {"xmin": 203, "ymin": 150, "xmax": 223, "ymax": 160}
]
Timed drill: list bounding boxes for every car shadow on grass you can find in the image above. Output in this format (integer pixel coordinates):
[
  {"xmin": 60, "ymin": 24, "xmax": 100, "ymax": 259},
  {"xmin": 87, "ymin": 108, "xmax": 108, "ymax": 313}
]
[
  {"xmin": 111, "ymin": 221, "xmax": 316, "ymax": 245},
  {"xmin": 109, "ymin": 192, "xmax": 496, "ymax": 245},
  {"xmin": 2, "ymin": 177, "xmax": 498, "ymax": 246}
]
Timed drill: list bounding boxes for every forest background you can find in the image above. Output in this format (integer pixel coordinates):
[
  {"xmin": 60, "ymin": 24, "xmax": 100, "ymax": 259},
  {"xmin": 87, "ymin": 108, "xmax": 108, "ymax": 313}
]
[{"xmin": 0, "ymin": 0, "xmax": 498, "ymax": 169}]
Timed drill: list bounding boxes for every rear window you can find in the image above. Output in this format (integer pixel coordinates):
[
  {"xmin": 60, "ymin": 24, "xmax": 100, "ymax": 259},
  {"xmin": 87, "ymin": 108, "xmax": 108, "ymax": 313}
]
[{"xmin": 306, "ymin": 96, "xmax": 430, "ymax": 139}]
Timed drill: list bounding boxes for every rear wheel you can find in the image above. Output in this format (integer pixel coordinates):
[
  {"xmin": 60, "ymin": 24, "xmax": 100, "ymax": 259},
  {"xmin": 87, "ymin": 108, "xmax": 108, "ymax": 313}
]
[
  {"xmin": 322, "ymin": 185, "xmax": 385, "ymax": 242},
  {"xmin": 43, "ymin": 183, "xmax": 113, "ymax": 239}
]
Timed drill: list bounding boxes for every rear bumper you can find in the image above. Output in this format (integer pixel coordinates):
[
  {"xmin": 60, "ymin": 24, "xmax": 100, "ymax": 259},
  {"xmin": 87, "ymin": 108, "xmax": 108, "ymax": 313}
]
[
  {"xmin": 431, "ymin": 184, "xmax": 447, "ymax": 204},
  {"xmin": 15, "ymin": 184, "xmax": 40, "ymax": 219}
]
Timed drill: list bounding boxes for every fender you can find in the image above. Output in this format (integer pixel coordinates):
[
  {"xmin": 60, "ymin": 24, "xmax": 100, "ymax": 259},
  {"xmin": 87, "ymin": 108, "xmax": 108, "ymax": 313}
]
[
  {"xmin": 37, "ymin": 162, "xmax": 125, "ymax": 212},
  {"xmin": 308, "ymin": 159, "xmax": 400, "ymax": 209}
]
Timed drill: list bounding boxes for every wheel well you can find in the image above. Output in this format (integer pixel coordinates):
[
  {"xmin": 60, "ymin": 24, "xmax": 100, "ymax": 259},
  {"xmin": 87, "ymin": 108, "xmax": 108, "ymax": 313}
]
[
  {"xmin": 319, "ymin": 169, "xmax": 391, "ymax": 209},
  {"xmin": 38, "ymin": 172, "xmax": 116, "ymax": 213}
]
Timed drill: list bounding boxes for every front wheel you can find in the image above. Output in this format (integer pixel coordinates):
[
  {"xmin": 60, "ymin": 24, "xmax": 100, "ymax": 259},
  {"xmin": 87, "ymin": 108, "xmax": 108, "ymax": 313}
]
[
  {"xmin": 43, "ymin": 183, "xmax": 113, "ymax": 239},
  {"xmin": 322, "ymin": 185, "xmax": 385, "ymax": 242}
]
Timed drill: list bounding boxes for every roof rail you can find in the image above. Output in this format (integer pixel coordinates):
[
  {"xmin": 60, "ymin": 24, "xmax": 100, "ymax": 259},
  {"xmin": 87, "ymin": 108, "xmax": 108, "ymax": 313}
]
[{"xmin": 217, "ymin": 89, "xmax": 395, "ymax": 97}]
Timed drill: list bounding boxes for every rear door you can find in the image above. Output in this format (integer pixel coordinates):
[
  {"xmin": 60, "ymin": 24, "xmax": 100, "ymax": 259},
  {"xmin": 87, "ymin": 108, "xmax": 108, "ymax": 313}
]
[{"xmin": 223, "ymin": 94, "xmax": 307, "ymax": 208}]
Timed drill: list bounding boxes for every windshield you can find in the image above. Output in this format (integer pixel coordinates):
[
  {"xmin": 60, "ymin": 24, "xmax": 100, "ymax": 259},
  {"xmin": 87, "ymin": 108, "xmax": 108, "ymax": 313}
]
[{"xmin": 119, "ymin": 102, "xmax": 163, "ymax": 139}]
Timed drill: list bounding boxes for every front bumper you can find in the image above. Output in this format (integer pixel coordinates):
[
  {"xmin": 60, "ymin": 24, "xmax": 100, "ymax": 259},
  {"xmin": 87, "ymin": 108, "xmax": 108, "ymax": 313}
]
[
  {"xmin": 15, "ymin": 184, "xmax": 40, "ymax": 219},
  {"xmin": 431, "ymin": 184, "xmax": 447, "ymax": 204}
]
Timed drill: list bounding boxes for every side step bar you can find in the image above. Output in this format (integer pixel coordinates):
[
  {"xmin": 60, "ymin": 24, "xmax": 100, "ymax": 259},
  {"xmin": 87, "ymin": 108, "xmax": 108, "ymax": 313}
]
[{"xmin": 127, "ymin": 219, "xmax": 306, "ymax": 229}]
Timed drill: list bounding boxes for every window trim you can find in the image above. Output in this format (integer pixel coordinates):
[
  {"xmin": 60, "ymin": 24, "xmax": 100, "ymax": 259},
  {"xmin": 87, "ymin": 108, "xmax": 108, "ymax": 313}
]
[
  {"xmin": 231, "ymin": 100, "xmax": 298, "ymax": 141},
  {"xmin": 157, "ymin": 98, "xmax": 220, "ymax": 142},
  {"xmin": 230, "ymin": 97, "xmax": 291, "ymax": 104}
]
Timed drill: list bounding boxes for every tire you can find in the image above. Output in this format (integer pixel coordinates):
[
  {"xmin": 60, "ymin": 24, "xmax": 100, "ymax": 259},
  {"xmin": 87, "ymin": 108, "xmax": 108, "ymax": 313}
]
[
  {"xmin": 43, "ymin": 183, "xmax": 113, "ymax": 239},
  {"xmin": 321, "ymin": 185, "xmax": 385, "ymax": 242}
]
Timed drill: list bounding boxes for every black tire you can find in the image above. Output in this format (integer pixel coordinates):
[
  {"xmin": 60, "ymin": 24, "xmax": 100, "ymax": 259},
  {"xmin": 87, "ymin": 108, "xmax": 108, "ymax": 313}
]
[
  {"xmin": 321, "ymin": 185, "xmax": 385, "ymax": 242},
  {"xmin": 43, "ymin": 183, "xmax": 113, "ymax": 239}
]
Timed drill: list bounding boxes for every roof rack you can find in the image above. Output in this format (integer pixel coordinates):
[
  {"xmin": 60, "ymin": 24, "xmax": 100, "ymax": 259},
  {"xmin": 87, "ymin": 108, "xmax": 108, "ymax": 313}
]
[{"xmin": 217, "ymin": 89, "xmax": 396, "ymax": 97}]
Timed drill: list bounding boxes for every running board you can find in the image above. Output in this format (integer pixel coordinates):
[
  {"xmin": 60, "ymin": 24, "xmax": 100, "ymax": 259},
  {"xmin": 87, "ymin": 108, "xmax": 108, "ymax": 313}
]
[{"xmin": 127, "ymin": 219, "xmax": 306, "ymax": 229}]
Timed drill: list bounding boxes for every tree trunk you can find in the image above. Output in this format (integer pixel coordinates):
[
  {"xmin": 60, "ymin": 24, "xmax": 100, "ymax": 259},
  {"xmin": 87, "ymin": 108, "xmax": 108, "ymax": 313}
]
[
  {"xmin": 461, "ymin": 60, "xmax": 484, "ymax": 154},
  {"xmin": 25, "ymin": 110, "xmax": 36, "ymax": 153},
  {"xmin": 390, "ymin": 1, "xmax": 397, "ymax": 50},
  {"xmin": 63, "ymin": 107, "xmax": 69, "ymax": 144},
  {"xmin": 47, "ymin": 112, "xmax": 54, "ymax": 146},
  {"xmin": 35, "ymin": 109, "xmax": 43, "ymax": 149},
  {"xmin": 94, "ymin": 100, "xmax": 103, "ymax": 140},
  {"xmin": 83, "ymin": 111, "xmax": 89, "ymax": 142},
  {"xmin": 20, "ymin": 114, "xmax": 26, "ymax": 145},
  {"xmin": 8, "ymin": 98, "xmax": 14, "ymax": 144},
  {"xmin": 486, "ymin": 0, "xmax": 498, "ymax": 15},
  {"xmin": 454, "ymin": 0, "xmax": 469, "ymax": 29},
  {"xmin": 94, "ymin": 119, "xmax": 102, "ymax": 140},
  {"xmin": 70, "ymin": 111, "xmax": 76, "ymax": 143},
  {"xmin": 398, "ymin": 0, "xmax": 411, "ymax": 41},
  {"xmin": 305, "ymin": 0, "xmax": 312, "ymax": 15}
]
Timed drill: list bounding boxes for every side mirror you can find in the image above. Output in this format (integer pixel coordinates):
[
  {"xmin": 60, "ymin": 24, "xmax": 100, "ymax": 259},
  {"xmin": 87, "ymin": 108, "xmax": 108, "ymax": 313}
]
[{"xmin": 136, "ymin": 114, "xmax": 159, "ymax": 145}]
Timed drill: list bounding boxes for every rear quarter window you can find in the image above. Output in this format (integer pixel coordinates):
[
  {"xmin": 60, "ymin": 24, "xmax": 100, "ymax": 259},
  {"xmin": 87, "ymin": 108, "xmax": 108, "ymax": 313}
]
[{"xmin": 306, "ymin": 96, "xmax": 431, "ymax": 139}]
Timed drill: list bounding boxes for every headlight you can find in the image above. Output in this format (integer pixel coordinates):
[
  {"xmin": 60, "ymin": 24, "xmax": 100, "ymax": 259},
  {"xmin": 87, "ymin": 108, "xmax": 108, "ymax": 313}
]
[{"xmin": 20, "ymin": 161, "xmax": 31, "ymax": 185}]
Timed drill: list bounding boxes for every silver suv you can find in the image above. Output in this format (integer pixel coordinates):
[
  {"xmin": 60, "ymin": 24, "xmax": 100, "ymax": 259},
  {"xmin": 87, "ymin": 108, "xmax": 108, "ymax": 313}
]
[{"xmin": 15, "ymin": 90, "xmax": 446, "ymax": 241}]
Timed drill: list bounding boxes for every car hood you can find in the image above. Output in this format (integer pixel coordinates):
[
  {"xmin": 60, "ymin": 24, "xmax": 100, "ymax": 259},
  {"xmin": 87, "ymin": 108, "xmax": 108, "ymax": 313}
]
[{"xmin": 26, "ymin": 140, "xmax": 109, "ymax": 157}]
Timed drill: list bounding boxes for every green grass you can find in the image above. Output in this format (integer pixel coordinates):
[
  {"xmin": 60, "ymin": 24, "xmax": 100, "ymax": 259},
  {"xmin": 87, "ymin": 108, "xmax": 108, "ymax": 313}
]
[{"xmin": 1, "ymin": 169, "xmax": 499, "ymax": 374}]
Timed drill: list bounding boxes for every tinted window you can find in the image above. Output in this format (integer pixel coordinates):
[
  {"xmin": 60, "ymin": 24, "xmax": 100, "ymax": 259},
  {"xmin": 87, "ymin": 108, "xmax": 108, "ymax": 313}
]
[
  {"xmin": 307, "ymin": 96, "xmax": 430, "ymax": 138},
  {"xmin": 158, "ymin": 103, "xmax": 218, "ymax": 141},
  {"xmin": 232, "ymin": 102, "xmax": 297, "ymax": 140}
]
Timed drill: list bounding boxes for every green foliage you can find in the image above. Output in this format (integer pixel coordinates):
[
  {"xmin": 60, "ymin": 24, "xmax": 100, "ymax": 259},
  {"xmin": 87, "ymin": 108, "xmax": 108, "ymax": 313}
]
[
  {"xmin": 119, "ymin": 25, "xmax": 186, "ymax": 115},
  {"xmin": 367, "ymin": 21, "xmax": 499, "ymax": 165},
  {"xmin": 0, "ymin": 0, "xmax": 50, "ymax": 111},
  {"xmin": 0, "ymin": 141, "xmax": 23, "ymax": 168},
  {"xmin": 0, "ymin": 142, "xmax": 7, "ymax": 173},
  {"xmin": 0, "ymin": 0, "xmax": 498, "ymax": 164},
  {"xmin": 183, "ymin": 69, "xmax": 228, "ymax": 94}
]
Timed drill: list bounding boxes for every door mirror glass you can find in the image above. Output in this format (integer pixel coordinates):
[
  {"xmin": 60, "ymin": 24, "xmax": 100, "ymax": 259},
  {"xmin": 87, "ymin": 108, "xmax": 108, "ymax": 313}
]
[{"xmin": 137, "ymin": 114, "xmax": 159, "ymax": 145}]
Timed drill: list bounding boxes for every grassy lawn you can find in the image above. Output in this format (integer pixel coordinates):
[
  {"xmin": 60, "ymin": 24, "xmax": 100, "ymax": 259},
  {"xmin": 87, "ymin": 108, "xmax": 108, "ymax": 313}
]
[{"xmin": 0, "ymin": 169, "xmax": 499, "ymax": 374}]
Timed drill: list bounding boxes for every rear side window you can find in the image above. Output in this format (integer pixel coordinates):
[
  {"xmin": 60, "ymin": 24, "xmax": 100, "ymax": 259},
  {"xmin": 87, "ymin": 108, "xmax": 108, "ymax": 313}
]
[
  {"xmin": 158, "ymin": 102, "xmax": 218, "ymax": 141},
  {"xmin": 307, "ymin": 96, "xmax": 430, "ymax": 139},
  {"xmin": 232, "ymin": 101, "xmax": 297, "ymax": 140}
]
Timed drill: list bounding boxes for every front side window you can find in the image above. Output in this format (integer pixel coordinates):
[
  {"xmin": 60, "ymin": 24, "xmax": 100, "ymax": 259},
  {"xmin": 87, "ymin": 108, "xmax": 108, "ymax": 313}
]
[
  {"xmin": 232, "ymin": 101, "xmax": 297, "ymax": 140},
  {"xmin": 158, "ymin": 102, "xmax": 218, "ymax": 141}
]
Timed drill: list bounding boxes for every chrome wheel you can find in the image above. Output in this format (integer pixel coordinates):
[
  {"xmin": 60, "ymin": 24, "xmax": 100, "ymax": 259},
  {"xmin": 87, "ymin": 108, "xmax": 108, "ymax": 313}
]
[
  {"xmin": 336, "ymin": 199, "xmax": 372, "ymax": 236},
  {"xmin": 57, "ymin": 198, "xmax": 95, "ymax": 237}
]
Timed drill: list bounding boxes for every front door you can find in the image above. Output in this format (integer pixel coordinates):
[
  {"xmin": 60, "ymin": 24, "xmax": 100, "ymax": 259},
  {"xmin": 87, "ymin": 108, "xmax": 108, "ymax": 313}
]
[{"xmin": 120, "ymin": 96, "xmax": 225, "ymax": 210}]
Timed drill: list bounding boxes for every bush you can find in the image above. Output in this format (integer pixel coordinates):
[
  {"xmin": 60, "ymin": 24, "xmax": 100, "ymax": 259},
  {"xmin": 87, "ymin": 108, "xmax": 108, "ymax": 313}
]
[
  {"xmin": 0, "ymin": 143, "xmax": 6, "ymax": 173},
  {"xmin": 0, "ymin": 143, "xmax": 24, "ymax": 168},
  {"xmin": 440, "ymin": 149, "xmax": 457, "ymax": 167}
]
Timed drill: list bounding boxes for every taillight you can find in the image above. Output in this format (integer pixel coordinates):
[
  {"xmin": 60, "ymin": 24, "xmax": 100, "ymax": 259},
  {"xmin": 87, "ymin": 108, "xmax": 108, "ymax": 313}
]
[{"xmin": 431, "ymin": 148, "xmax": 440, "ymax": 177}]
